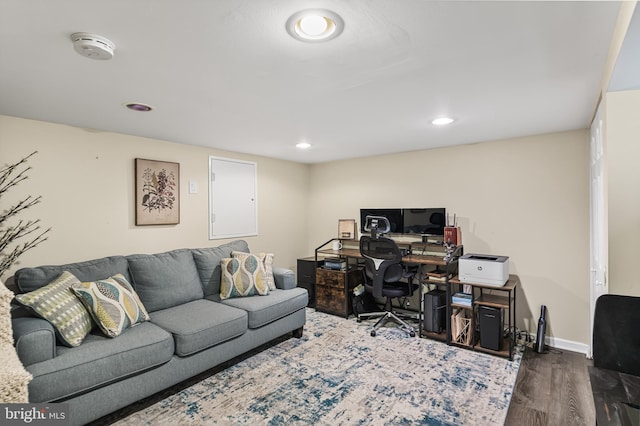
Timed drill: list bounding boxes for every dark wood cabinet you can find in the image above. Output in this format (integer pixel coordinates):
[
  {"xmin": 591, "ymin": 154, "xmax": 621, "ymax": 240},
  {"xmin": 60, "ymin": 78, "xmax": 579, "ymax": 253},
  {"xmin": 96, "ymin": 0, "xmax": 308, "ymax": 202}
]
[
  {"xmin": 297, "ymin": 257, "xmax": 320, "ymax": 307},
  {"xmin": 315, "ymin": 268, "xmax": 361, "ymax": 318}
]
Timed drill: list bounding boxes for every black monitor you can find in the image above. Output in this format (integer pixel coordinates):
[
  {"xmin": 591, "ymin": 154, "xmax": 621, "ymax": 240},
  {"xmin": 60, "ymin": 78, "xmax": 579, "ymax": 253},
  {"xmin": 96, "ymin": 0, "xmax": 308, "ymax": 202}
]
[{"xmin": 402, "ymin": 208, "xmax": 446, "ymax": 236}]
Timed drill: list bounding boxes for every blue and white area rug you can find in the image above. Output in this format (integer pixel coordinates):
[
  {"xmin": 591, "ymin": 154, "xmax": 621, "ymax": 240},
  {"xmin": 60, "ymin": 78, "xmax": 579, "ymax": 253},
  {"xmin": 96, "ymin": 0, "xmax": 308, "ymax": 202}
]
[{"xmin": 114, "ymin": 309, "xmax": 521, "ymax": 425}]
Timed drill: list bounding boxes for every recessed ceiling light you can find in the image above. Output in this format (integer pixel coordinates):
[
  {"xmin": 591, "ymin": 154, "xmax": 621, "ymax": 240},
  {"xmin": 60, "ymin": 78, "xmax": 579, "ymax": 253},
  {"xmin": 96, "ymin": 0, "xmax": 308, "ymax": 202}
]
[
  {"xmin": 286, "ymin": 9, "xmax": 344, "ymax": 42},
  {"xmin": 432, "ymin": 117, "xmax": 454, "ymax": 126},
  {"xmin": 296, "ymin": 142, "xmax": 311, "ymax": 149},
  {"xmin": 124, "ymin": 103, "xmax": 153, "ymax": 112}
]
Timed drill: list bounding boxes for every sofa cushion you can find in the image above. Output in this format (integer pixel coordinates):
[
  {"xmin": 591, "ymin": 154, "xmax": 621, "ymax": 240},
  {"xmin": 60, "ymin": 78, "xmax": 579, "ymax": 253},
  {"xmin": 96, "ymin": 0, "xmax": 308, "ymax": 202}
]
[
  {"xmin": 191, "ymin": 240, "xmax": 250, "ymax": 297},
  {"xmin": 127, "ymin": 249, "xmax": 203, "ymax": 312},
  {"xmin": 14, "ymin": 256, "xmax": 131, "ymax": 293},
  {"xmin": 71, "ymin": 274, "xmax": 150, "ymax": 338},
  {"xmin": 150, "ymin": 299, "xmax": 247, "ymax": 356},
  {"xmin": 218, "ymin": 287, "xmax": 308, "ymax": 329},
  {"xmin": 14, "ymin": 271, "xmax": 94, "ymax": 347},
  {"xmin": 220, "ymin": 257, "xmax": 269, "ymax": 300},
  {"xmin": 26, "ymin": 321, "xmax": 173, "ymax": 403},
  {"xmin": 232, "ymin": 251, "xmax": 276, "ymax": 291}
]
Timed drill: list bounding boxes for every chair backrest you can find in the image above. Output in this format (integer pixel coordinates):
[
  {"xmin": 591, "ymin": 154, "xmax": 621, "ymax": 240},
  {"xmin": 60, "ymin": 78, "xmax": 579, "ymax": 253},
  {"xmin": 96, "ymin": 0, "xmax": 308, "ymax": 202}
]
[
  {"xmin": 360, "ymin": 236, "xmax": 404, "ymax": 298},
  {"xmin": 592, "ymin": 294, "xmax": 640, "ymax": 376}
]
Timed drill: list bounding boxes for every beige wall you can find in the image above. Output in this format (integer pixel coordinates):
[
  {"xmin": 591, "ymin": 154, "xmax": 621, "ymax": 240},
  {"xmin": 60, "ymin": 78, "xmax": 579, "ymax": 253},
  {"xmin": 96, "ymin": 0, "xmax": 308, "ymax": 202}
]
[
  {"xmin": 0, "ymin": 115, "xmax": 310, "ymax": 278},
  {"xmin": 1, "ymin": 114, "xmax": 592, "ymax": 346},
  {"xmin": 308, "ymin": 130, "xmax": 591, "ymax": 345},
  {"xmin": 606, "ymin": 89, "xmax": 640, "ymax": 296}
]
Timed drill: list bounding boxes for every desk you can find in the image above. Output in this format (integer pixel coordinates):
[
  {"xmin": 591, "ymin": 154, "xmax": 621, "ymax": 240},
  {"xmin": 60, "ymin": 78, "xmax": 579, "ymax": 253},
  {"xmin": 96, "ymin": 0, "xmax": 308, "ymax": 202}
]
[
  {"xmin": 315, "ymin": 240, "xmax": 458, "ymax": 321},
  {"xmin": 316, "ymin": 238, "xmax": 517, "ymax": 360},
  {"xmin": 317, "ymin": 248, "xmax": 449, "ymax": 267}
]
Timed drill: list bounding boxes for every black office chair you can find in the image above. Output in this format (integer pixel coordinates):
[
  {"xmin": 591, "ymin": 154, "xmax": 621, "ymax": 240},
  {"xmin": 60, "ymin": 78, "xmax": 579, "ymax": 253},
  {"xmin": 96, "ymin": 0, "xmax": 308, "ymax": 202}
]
[
  {"xmin": 592, "ymin": 294, "xmax": 640, "ymax": 376},
  {"xmin": 357, "ymin": 234, "xmax": 418, "ymax": 337},
  {"xmin": 588, "ymin": 294, "xmax": 640, "ymax": 425}
]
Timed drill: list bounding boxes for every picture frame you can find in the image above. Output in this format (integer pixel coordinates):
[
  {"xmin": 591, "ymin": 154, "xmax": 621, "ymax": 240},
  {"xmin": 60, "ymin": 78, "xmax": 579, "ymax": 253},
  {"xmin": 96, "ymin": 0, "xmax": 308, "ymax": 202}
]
[
  {"xmin": 135, "ymin": 158, "xmax": 180, "ymax": 225},
  {"xmin": 338, "ymin": 219, "xmax": 357, "ymax": 239}
]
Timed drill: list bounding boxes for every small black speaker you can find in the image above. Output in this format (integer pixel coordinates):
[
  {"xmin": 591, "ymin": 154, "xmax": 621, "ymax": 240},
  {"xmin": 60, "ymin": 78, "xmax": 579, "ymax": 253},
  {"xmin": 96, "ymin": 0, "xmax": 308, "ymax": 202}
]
[
  {"xmin": 479, "ymin": 305, "xmax": 503, "ymax": 351},
  {"xmin": 423, "ymin": 290, "xmax": 446, "ymax": 333}
]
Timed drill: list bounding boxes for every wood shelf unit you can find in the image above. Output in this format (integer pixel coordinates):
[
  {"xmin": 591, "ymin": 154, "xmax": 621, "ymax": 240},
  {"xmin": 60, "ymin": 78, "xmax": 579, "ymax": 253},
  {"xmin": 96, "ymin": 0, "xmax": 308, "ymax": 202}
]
[
  {"xmin": 420, "ymin": 329, "xmax": 447, "ymax": 341},
  {"xmin": 474, "ymin": 293, "xmax": 510, "ymax": 309},
  {"xmin": 451, "ymin": 302, "xmax": 473, "ymax": 310},
  {"xmin": 412, "ymin": 245, "xmax": 462, "ymax": 344},
  {"xmin": 448, "ymin": 275, "xmax": 518, "ymax": 360}
]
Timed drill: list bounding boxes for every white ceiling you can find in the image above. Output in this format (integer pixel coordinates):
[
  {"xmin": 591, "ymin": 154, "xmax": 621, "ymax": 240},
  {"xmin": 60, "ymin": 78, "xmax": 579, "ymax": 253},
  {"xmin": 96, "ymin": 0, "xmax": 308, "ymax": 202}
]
[{"xmin": 0, "ymin": 1, "xmax": 626, "ymax": 164}]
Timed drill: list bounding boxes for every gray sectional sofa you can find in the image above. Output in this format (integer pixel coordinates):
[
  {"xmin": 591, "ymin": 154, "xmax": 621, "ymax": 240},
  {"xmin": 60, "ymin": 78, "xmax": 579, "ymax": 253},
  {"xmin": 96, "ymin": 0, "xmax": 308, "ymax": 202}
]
[{"xmin": 9, "ymin": 239, "xmax": 308, "ymax": 425}]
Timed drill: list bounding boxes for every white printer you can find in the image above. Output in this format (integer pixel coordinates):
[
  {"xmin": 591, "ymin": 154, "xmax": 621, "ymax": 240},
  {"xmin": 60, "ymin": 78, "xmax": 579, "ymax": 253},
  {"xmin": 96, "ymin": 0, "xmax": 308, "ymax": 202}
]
[{"xmin": 458, "ymin": 253, "xmax": 509, "ymax": 287}]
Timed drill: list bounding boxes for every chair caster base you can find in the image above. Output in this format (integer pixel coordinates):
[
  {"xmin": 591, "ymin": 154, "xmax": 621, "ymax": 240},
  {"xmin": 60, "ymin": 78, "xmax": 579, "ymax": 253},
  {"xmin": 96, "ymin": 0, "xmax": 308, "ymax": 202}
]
[{"xmin": 370, "ymin": 330, "xmax": 376, "ymax": 337}]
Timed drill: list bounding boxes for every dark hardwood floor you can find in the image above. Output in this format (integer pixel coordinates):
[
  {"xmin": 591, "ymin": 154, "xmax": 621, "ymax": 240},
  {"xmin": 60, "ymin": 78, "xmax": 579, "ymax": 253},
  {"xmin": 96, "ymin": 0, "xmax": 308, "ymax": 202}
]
[{"xmin": 506, "ymin": 347, "xmax": 596, "ymax": 425}]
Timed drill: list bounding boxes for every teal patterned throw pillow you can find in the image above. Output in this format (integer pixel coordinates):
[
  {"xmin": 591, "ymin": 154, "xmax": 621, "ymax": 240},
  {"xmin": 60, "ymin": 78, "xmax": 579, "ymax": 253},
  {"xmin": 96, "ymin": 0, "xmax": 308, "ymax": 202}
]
[
  {"xmin": 15, "ymin": 271, "xmax": 94, "ymax": 347},
  {"xmin": 220, "ymin": 256, "xmax": 269, "ymax": 300},
  {"xmin": 231, "ymin": 251, "xmax": 276, "ymax": 291},
  {"xmin": 71, "ymin": 274, "xmax": 150, "ymax": 338}
]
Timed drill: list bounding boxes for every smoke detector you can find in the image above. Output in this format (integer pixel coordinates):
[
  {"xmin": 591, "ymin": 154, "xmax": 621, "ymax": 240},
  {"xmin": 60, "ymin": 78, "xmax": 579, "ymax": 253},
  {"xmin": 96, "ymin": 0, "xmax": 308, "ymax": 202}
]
[{"xmin": 70, "ymin": 32, "xmax": 115, "ymax": 60}]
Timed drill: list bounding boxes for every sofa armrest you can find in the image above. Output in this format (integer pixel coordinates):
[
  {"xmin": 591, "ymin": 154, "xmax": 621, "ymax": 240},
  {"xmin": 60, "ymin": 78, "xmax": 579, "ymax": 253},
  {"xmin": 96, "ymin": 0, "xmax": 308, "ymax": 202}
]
[
  {"xmin": 273, "ymin": 267, "xmax": 296, "ymax": 290},
  {"xmin": 13, "ymin": 317, "xmax": 56, "ymax": 366}
]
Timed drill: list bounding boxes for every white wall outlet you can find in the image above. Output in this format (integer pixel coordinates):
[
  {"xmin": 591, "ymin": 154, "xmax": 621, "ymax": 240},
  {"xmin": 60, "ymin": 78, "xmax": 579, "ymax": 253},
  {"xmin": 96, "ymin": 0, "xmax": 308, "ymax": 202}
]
[{"xmin": 189, "ymin": 180, "xmax": 198, "ymax": 194}]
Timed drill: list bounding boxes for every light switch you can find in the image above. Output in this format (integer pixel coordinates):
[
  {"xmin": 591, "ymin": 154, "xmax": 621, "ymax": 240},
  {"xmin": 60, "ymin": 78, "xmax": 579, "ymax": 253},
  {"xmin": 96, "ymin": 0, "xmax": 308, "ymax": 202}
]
[{"xmin": 189, "ymin": 180, "xmax": 198, "ymax": 194}]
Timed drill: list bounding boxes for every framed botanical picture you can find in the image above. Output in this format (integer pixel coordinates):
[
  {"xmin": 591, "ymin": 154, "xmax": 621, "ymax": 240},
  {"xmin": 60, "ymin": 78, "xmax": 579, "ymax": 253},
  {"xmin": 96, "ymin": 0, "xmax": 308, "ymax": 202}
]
[{"xmin": 135, "ymin": 158, "xmax": 180, "ymax": 225}]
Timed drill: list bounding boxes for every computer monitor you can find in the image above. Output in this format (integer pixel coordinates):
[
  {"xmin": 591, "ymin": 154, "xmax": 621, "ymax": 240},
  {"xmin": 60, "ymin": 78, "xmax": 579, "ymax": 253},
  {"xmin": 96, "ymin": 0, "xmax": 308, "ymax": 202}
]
[{"xmin": 402, "ymin": 208, "xmax": 445, "ymax": 236}]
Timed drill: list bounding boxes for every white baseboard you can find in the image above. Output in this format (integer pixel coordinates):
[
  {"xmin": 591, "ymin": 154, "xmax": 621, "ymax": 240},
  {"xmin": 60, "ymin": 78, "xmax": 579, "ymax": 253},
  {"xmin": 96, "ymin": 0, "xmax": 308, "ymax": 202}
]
[
  {"xmin": 530, "ymin": 333, "xmax": 590, "ymax": 356},
  {"xmin": 547, "ymin": 336, "xmax": 589, "ymax": 355}
]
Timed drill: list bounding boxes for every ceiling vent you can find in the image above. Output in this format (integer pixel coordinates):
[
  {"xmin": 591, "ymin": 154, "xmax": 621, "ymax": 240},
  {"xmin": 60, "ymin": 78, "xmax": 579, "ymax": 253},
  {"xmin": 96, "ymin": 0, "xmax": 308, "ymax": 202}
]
[{"xmin": 70, "ymin": 32, "xmax": 115, "ymax": 60}]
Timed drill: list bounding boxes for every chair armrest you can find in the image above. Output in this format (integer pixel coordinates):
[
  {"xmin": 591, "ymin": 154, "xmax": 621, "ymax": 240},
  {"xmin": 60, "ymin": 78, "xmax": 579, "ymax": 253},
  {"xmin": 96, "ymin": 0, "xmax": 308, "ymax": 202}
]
[
  {"xmin": 13, "ymin": 317, "xmax": 56, "ymax": 366},
  {"xmin": 273, "ymin": 267, "xmax": 296, "ymax": 290}
]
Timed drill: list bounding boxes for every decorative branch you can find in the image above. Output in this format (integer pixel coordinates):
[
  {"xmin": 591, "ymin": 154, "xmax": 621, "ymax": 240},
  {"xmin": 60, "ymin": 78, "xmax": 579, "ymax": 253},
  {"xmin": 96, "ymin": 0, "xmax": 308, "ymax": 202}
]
[
  {"xmin": 0, "ymin": 195, "xmax": 41, "ymax": 224},
  {"xmin": 0, "ymin": 151, "xmax": 36, "ymax": 197},
  {"xmin": 0, "ymin": 151, "xmax": 50, "ymax": 277}
]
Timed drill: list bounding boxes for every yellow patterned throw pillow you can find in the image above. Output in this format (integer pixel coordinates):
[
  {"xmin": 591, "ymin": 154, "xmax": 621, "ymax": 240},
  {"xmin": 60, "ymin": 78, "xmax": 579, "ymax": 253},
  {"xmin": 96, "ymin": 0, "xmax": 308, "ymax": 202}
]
[
  {"xmin": 231, "ymin": 251, "xmax": 276, "ymax": 291},
  {"xmin": 220, "ymin": 256, "xmax": 269, "ymax": 300},
  {"xmin": 15, "ymin": 271, "xmax": 94, "ymax": 347},
  {"xmin": 71, "ymin": 274, "xmax": 150, "ymax": 338}
]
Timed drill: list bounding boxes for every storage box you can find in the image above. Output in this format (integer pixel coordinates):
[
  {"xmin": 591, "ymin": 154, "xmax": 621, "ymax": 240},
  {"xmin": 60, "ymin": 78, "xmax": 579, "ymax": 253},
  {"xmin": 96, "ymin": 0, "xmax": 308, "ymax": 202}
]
[
  {"xmin": 458, "ymin": 253, "xmax": 509, "ymax": 287},
  {"xmin": 444, "ymin": 226, "xmax": 461, "ymax": 245}
]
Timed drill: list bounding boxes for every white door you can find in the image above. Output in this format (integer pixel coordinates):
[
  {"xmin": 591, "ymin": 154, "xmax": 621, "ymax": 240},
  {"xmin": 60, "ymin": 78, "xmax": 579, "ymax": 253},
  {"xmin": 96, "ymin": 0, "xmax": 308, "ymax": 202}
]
[
  {"xmin": 209, "ymin": 156, "xmax": 258, "ymax": 239},
  {"xmin": 589, "ymin": 101, "xmax": 608, "ymax": 358}
]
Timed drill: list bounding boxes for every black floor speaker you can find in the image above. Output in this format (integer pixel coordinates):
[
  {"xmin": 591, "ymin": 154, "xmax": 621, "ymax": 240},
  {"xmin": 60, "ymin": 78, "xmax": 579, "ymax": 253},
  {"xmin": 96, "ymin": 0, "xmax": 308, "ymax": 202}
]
[
  {"xmin": 423, "ymin": 290, "xmax": 446, "ymax": 333},
  {"xmin": 479, "ymin": 305, "xmax": 503, "ymax": 351}
]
